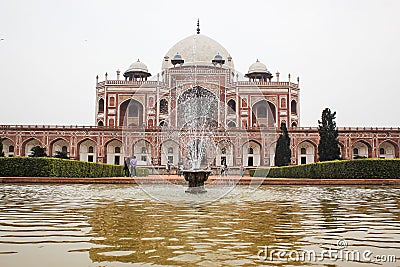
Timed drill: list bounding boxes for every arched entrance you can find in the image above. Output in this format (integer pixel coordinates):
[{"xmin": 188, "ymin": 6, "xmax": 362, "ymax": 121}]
[
  {"xmin": 119, "ymin": 99, "xmax": 144, "ymax": 127},
  {"xmin": 297, "ymin": 141, "xmax": 316, "ymax": 165},
  {"xmin": 133, "ymin": 140, "xmax": 152, "ymax": 166},
  {"xmin": 242, "ymin": 141, "xmax": 261, "ymax": 167},
  {"xmin": 161, "ymin": 140, "xmax": 180, "ymax": 166},
  {"xmin": 22, "ymin": 138, "xmax": 43, "ymax": 157},
  {"xmin": 106, "ymin": 139, "xmax": 123, "ymax": 165},
  {"xmin": 251, "ymin": 100, "xmax": 276, "ymax": 127},
  {"xmin": 352, "ymin": 140, "xmax": 371, "ymax": 158},
  {"xmin": 78, "ymin": 139, "xmax": 97, "ymax": 162}
]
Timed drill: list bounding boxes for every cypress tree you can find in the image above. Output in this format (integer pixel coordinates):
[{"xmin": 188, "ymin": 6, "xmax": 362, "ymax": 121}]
[
  {"xmin": 318, "ymin": 108, "xmax": 341, "ymax": 161},
  {"xmin": 274, "ymin": 122, "xmax": 292, "ymax": 166}
]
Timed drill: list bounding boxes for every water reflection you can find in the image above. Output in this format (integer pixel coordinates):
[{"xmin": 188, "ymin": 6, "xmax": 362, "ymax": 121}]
[{"xmin": 0, "ymin": 184, "xmax": 399, "ymax": 266}]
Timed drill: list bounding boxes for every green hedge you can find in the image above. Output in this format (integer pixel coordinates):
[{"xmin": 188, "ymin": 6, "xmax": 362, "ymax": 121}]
[
  {"xmin": 0, "ymin": 157, "xmax": 125, "ymax": 177},
  {"xmin": 135, "ymin": 168, "xmax": 150, "ymax": 177},
  {"xmin": 249, "ymin": 159, "xmax": 400, "ymax": 178}
]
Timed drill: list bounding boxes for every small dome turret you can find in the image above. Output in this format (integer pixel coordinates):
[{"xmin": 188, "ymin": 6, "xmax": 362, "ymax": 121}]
[
  {"xmin": 171, "ymin": 52, "xmax": 184, "ymax": 66},
  {"xmin": 124, "ymin": 59, "xmax": 151, "ymax": 81},
  {"xmin": 211, "ymin": 53, "xmax": 225, "ymax": 66},
  {"xmin": 245, "ymin": 59, "xmax": 273, "ymax": 82}
]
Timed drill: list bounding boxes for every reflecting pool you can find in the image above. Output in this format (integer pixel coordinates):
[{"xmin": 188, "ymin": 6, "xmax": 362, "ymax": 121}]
[{"xmin": 0, "ymin": 184, "xmax": 399, "ymax": 266}]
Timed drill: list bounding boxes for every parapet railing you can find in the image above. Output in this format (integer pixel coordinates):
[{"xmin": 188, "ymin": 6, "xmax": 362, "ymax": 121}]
[{"xmin": 0, "ymin": 125, "xmax": 399, "ymax": 132}]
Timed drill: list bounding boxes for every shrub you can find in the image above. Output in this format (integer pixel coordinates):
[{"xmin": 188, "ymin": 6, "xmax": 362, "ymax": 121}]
[
  {"xmin": 0, "ymin": 157, "xmax": 124, "ymax": 177},
  {"xmin": 249, "ymin": 159, "xmax": 400, "ymax": 178},
  {"xmin": 136, "ymin": 168, "xmax": 150, "ymax": 177}
]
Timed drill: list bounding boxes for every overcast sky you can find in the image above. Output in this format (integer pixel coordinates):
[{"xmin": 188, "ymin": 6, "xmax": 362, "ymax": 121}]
[{"xmin": 0, "ymin": 0, "xmax": 399, "ymax": 127}]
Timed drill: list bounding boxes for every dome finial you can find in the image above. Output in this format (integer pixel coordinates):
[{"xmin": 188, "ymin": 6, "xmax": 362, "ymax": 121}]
[{"xmin": 197, "ymin": 19, "xmax": 200, "ymax": 34}]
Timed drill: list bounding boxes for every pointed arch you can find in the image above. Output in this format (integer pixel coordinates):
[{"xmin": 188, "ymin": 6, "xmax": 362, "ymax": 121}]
[
  {"xmin": 378, "ymin": 140, "xmax": 399, "ymax": 158},
  {"xmin": 217, "ymin": 139, "xmax": 234, "ymax": 167},
  {"xmin": 242, "ymin": 140, "xmax": 262, "ymax": 167},
  {"xmin": 50, "ymin": 137, "xmax": 70, "ymax": 157},
  {"xmin": 133, "ymin": 139, "xmax": 152, "ymax": 165},
  {"xmin": 119, "ymin": 99, "xmax": 144, "ymax": 127},
  {"xmin": 161, "ymin": 139, "xmax": 180, "ymax": 166},
  {"xmin": 78, "ymin": 138, "xmax": 97, "ymax": 162},
  {"xmin": 22, "ymin": 138, "xmax": 43, "ymax": 157},
  {"xmin": 105, "ymin": 138, "xmax": 123, "ymax": 164},
  {"xmin": 297, "ymin": 140, "xmax": 317, "ymax": 164},
  {"xmin": 352, "ymin": 140, "xmax": 372, "ymax": 158},
  {"xmin": 251, "ymin": 100, "xmax": 276, "ymax": 127},
  {"xmin": 1, "ymin": 138, "xmax": 15, "ymax": 157}
]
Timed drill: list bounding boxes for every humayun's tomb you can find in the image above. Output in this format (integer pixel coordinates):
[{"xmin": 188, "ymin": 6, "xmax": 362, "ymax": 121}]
[{"xmin": 1, "ymin": 26, "xmax": 399, "ymax": 168}]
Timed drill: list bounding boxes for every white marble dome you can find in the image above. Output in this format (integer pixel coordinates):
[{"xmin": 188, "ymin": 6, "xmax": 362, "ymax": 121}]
[
  {"xmin": 125, "ymin": 59, "xmax": 149, "ymax": 74},
  {"xmin": 248, "ymin": 59, "xmax": 268, "ymax": 74},
  {"xmin": 162, "ymin": 34, "xmax": 234, "ymax": 69}
]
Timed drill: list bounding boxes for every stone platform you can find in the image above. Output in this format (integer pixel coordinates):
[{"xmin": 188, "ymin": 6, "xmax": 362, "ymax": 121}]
[{"xmin": 1, "ymin": 176, "xmax": 400, "ymax": 185}]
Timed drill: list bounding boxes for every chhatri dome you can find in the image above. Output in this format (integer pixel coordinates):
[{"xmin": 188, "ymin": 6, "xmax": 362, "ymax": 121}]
[
  {"xmin": 124, "ymin": 59, "xmax": 151, "ymax": 81},
  {"xmin": 162, "ymin": 21, "xmax": 234, "ymax": 69},
  {"xmin": 245, "ymin": 59, "xmax": 273, "ymax": 82}
]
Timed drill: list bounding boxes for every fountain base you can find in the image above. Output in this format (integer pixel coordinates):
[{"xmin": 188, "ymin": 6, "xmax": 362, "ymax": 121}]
[{"xmin": 182, "ymin": 170, "xmax": 212, "ymax": 194}]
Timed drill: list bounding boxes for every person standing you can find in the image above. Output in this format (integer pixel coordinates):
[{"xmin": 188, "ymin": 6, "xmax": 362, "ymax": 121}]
[
  {"xmin": 166, "ymin": 160, "xmax": 171, "ymax": 175},
  {"xmin": 240, "ymin": 165, "xmax": 244, "ymax": 177},
  {"xmin": 130, "ymin": 156, "xmax": 137, "ymax": 177},
  {"xmin": 123, "ymin": 157, "xmax": 130, "ymax": 177}
]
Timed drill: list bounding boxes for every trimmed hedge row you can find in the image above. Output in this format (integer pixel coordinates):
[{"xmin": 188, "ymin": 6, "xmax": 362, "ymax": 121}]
[
  {"xmin": 250, "ymin": 159, "xmax": 400, "ymax": 178},
  {"xmin": 0, "ymin": 157, "xmax": 125, "ymax": 177}
]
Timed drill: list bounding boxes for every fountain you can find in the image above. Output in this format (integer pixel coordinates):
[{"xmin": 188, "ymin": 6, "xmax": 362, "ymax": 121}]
[{"xmin": 183, "ymin": 169, "xmax": 212, "ymax": 193}]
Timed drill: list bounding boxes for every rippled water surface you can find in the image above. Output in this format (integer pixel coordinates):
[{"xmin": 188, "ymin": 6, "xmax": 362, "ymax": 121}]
[{"xmin": 0, "ymin": 184, "xmax": 399, "ymax": 266}]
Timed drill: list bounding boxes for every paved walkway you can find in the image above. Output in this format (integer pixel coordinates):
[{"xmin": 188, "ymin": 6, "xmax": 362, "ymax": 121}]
[{"xmin": 1, "ymin": 175, "xmax": 400, "ymax": 185}]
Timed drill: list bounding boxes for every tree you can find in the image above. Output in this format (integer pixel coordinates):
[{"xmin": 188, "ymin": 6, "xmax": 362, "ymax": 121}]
[
  {"xmin": 318, "ymin": 108, "xmax": 341, "ymax": 161},
  {"xmin": 29, "ymin": 146, "xmax": 47, "ymax": 157},
  {"xmin": 275, "ymin": 122, "xmax": 292, "ymax": 166},
  {"xmin": 54, "ymin": 150, "xmax": 69, "ymax": 159},
  {"xmin": 0, "ymin": 138, "xmax": 4, "ymax": 157}
]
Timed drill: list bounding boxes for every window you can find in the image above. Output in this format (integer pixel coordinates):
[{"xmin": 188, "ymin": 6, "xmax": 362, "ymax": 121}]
[
  {"xmin": 128, "ymin": 104, "xmax": 139, "ymax": 117},
  {"xmin": 291, "ymin": 122, "xmax": 297, "ymax": 128},
  {"xmin": 221, "ymin": 147, "xmax": 226, "ymax": 154},
  {"xmin": 141, "ymin": 155, "xmax": 147, "ymax": 162},
  {"xmin": 9, "ymin": 145, "xmax": 14, "ymax": 153},
  {"xmin": 227, "ymin": 99, "xmax": 236, "ymax": 113},
  {"xmin": 300, "ymin": 148, "xmax": 306, "ymax": 154},
  {"xmin": 379, "ymin": 148, "xmax": 385, "ymax": 155},
  {"xmin": 248, "ymin": 147, "xmax": 254, "ymax": 154},
  {"xmin": 221, "ymin": 156, "xmax": 226, "ymax": 165},
  {"xmin": 62, "ymin": 146, "xmax": 68, "ymax": 153},
  {"xmin": 168, "ymin": 147, "xmax": 173, "ymax": 154},
  {"xmin": 115, "ymin": 147, "xmax": 121, "ymax": 154},
  {"xmin": 281, "ymin": 98, "xmax": 287, "ymax": 108},
  {"xmin": 227, "ymin": 121, "xmax": 236, "ymax": 127},
  {"xmin": 98, "ymin": 99, "xmax": 104, "ymax": 113},
  {"xmin": 98, "ymin": 121, "xmax": 104, "ymax": 126},
  {"xmin": 88, "ymin": 155, "xmax": 94, "ymax": 162},
  {"xmin": 88, "ymin": 146, "xmax": 94, "ymax": 153},
  {"xmin": 291, "ymin": 100, "xmax": 297, "ymax": 115},
  {"xmin": 160, "ymin": 99, "xmax": 168, "ymax": 114},
  {"xmin": 257, "ymin": 105, "xmax": 267, "ymax": 118},
  {"xmin": 353, "ymin": 148, "xmax": 359, "ymax": 155},
  {"xmin": 110, "ymin": 97, "xmax": 115, "ymax": 106},
  {"xmin": 141, "ymin": 147, "xmax": 147, "ymax": 153},
  {"xmin": 168, "ymin": 156, "xmax": 173, "ymax": 163}
]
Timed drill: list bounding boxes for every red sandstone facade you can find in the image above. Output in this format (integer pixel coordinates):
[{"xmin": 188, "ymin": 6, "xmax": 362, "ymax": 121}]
[{"xmin": 1, "ymin": 32, "xmax": 399, "ymax": 167}]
